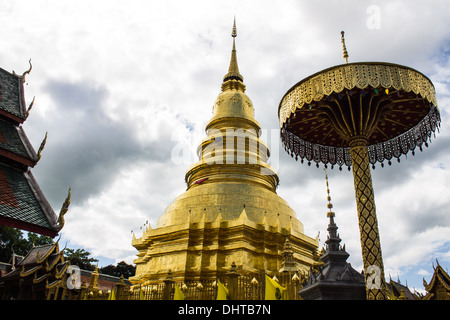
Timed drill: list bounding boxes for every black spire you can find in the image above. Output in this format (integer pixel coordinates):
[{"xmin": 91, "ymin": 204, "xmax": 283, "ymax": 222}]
[{"xmin": 298, "ymin": 169, "xmax": 366, "ymax": 300}]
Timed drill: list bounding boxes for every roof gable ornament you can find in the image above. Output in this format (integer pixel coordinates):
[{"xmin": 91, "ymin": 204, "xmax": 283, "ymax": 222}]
[
  {"xmin": 57, "ymin": 187, "xmax": 71, "ymax": 230},
  {"xmin": 25, "ymin": 96, "xmax": 35, "ymax": 119},
  {"xmin": 36, "ymin": 131, "xmax": 47, "ymax": 162},
  {"xmin": 13, "ymin": 59, "xmax": 32, "ymax": 83}
]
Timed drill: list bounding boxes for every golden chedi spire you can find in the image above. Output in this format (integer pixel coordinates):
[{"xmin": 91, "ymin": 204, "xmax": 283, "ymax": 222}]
[
  {"xmin": 184, "ymin": 17, "xmax": 278, "ymax": 192},
  {"xmin": 223, "ymin": 17, "xmax": 244, "ymax": 84},
  {"xmin": 131, "ymin": 19, "xmax": 318, "ymax": 283}
]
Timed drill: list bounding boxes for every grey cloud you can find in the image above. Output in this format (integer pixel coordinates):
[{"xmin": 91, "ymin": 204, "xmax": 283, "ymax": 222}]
[{"xmin": 32, "ymin": 80, "xmax": 144, "ymax": 205}]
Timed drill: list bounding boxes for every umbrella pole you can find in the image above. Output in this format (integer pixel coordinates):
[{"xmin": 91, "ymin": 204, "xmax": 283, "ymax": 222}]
[{"xmin": 349, "ymin": 138, "xmax": 388, "ymax": 300}]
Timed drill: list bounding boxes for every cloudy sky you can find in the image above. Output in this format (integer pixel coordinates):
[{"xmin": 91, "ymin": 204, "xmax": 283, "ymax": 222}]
[{"xmin": 2, "ymin": 0, "xmax": 449, "ymax": 293}]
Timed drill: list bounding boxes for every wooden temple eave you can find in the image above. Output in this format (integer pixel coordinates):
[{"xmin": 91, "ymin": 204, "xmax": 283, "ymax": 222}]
[
  {"xmin": 423, "ymin": 293, "xmax": 434, "ymax": 300},
  {"xmin": 20, "ymin": 265, "xmax": 42, "ymax": 278},
  {"xmin": 423, "ymin": 266, "xmax": 450, "ymax": 292},
  {"xmin": 46, "ymin": 278, "xmax": 62, "ymax": 289},
  {"xmin": 33, "ymin": 272, "xmax": 50, "ymax": 284},
  {"xmin": 433, "ymin": 272, "xmax": 450, "ymax": 291},
  {"xmin": 55, "ymin": 261, "xmax": 70, "ymax": 279},
  {"xmin": 441, "ymin": 276, "xmax": 450, "ymax": 291},
  {"xmin": 423, "ymin": 264, "xmax": 450, "ymax": 300},
  {"xmin": 424, "ymin": 273, "xmax": 435, "ymax": 292},
  {"xmin": 45, "ymin": 253, "xmax": 63, "ymax": 271},
  {"xmin": 36, "ymin": 245, "xmax": 57, "ymax": 264},
  {"xmin": 0, "ymin": 148, "xmax": 36, "ymax": 167}
]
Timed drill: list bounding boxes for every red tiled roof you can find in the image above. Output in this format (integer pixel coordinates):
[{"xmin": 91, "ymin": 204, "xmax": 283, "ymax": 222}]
[
  {"xmin": 0, "ymin": 67, "xmax": 27, "ymax": 122},
  {"xmin": 0, "ymin": 164, "xmax": 59, "ymax": 237}
]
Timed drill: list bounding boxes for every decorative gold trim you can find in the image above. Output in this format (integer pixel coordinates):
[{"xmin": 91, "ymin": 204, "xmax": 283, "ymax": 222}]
[
  {"xmin": 279, "ymin": 62, "xmax": 438, "ymax": 128},
  {"xmin": 349, "ymin": 140, "xmax": 387, "ymax": 299},
  {"xmin": 57, "ymin": 187, "xmax": 71, "ymax": 230},
  {"xmin": 13, "ymin": 59, "xmax": 32, "ymax": 83},
  {"xmin": 25, "ymin": 96, "xmax": 35, "ymax": 119},
  {"xmin": 36, "ymin": 132, "xmax": 47, "ymax": 162},
  {"xmin": 20, "ymin": 265, "xmax": 42, "ymax": 277},
  {"xmin": 281, "ymin": 104, "xmax": 440, "ymax": 168}
]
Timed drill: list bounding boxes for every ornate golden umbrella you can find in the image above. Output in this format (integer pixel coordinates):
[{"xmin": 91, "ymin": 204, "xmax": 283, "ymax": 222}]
[{"xmin": 278, "ymin": 32, "xmax": 441, "ymax": 300}]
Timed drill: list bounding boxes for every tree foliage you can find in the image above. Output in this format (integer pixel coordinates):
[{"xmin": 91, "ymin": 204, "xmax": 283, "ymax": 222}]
[
  {"xmin": 101, "ymin": 261, "xmax": 135, "ymax": 279},
  {"xmin": 63, "ymin": 248, "xmax": 99, "ymax": 271},
  {"xmin": 0, "ymin": 226, "xmax": 53, "ymax": 262},
  {"xmin": 1, "ymin": 226, "xmax": 136, "ymax": 278}
]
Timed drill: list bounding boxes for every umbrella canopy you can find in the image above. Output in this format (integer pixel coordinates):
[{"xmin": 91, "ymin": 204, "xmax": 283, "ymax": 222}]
[
  {"xmin": 278, "ymin": 62, "xmax": 440, "ymax": 169},
  {"xmin": 277, "ymin": 33, "xmax": 441, "ymax": 299}
]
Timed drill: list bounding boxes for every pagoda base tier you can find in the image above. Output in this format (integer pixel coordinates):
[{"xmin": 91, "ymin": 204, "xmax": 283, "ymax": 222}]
[{"xmin": 130, "ymin": 209, "xmax": 319, "ymax": 283}]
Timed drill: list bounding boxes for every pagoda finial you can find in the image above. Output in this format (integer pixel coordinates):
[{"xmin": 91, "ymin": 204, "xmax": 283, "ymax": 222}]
[
  {"xmin": 324, "ymin": 168, "xmax": 335, "ymax": 218},
  {"xmin": 232, "ymin": 16, "xmax": 237, "ymax": 38},
  {"xmin": 223, "ymin": 17, "xmax": 244, "ymax": 84},
  {"xmin": 324, "ymin": 168, "xmax": 342, "ymax": 252},
  {"xmin": 341, "ymin": 31, "xmax": 349, "ymax": 64}
]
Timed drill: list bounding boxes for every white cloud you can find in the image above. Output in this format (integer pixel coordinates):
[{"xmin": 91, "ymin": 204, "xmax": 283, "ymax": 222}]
[{"xmin": 2, "ymin": 0, "xmax": 449, "ymax": 292}]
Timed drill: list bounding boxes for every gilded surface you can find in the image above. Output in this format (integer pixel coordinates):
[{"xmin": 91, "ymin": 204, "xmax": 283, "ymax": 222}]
[
  {"xmin": 278, "ymin": 61, "xmax": 440, "ymax": 300},
  {"xmin": 131, "ymin": 22, "xmax": 319, "ymax": 284},
  {"xmin": 349, "ymin": 139, "xmax": 387, "ymax": 299},
  {"xmin": 279, "ymin": 62, "xmax": 438, "ymax": 128}
]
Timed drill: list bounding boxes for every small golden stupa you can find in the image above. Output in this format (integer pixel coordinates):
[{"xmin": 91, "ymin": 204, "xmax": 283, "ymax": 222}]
[{"xmin": 130, "ymin": 20, "xmax": 319, "ymax": 283}]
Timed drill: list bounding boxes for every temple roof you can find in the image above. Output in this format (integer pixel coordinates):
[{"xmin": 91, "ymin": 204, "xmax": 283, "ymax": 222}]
[
  {"xmin": 20, "ymin": 243, "xmax": 57, "ymax": 266},
  {"xmin": 0, "ymin": 61, "xmax": 62, "ymax": 238},
  {"xmin": 0, "ymin": 242, "xmax": 60, "ymax": 281},
  {"xmin": 0, "ymin": 117, "xmax": 37, "ymax": 168},
  {"xmin": 0, "ymin": 66, "xmax": 29, "ymax": 123},
  {"xmin": 423, "ymin": 260, "xmax": 450, "ymax": 300},
  {"xmin": 387, "ymin": 278, "xmax": 416, "ymax": 300},
  {"xmin": 0, "ymin": 163, "xmax": 60, "ymax": 237}
]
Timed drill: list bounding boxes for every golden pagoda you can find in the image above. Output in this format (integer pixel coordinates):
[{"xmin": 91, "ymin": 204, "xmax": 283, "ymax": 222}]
[{"xmin": 131, "ymin": 20, "xmax": 319, "ymax": 283}]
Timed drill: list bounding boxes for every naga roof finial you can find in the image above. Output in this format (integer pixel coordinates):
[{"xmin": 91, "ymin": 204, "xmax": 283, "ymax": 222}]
[
  {"xmin": 58, "ymin": 187, "xmax": 71, "ymax": 230},
  {"xmin": 324, "ymin": 168, "xmax": 335, "ymax": 218},
  {"xmin": 26, "ymin": 96, "xmax": 35, "ymax": 119},
  {"xmin": 12, "ymin": 59, "xmax": 32, "ymax": 83},
  {"xmin": 36, "ymin": 132, "xmax": 47, "ymax": 162}
]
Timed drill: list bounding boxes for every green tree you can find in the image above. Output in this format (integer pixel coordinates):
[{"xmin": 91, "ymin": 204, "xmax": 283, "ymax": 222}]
[
  {"xmin": 63, "ymin": 248, "xmax": 98, "ymax": 271},
  {"xmin": 101, "ymin": 261, "xmax": 136, "ymax": 279},
  {"xmin": 0, "ymin": 226, "xmax": 53, "ymax": 263}
]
